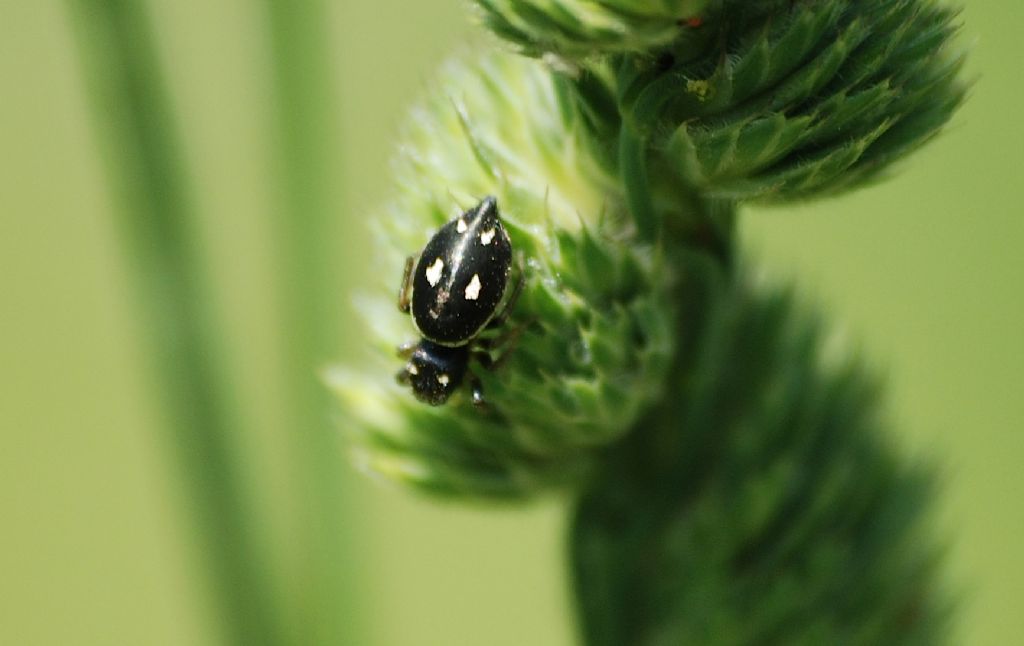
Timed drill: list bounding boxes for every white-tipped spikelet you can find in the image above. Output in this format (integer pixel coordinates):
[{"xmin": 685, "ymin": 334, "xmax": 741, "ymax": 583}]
[
  {"xmin": 478, "ymin": 0, "xmax": 967, "ymax": 205},
  {"xmin": 328, "ymin": 52, "xmax": 679, "ymax": 499},
  {"xmin": 473, "ymin": 0, "xmax": 713, "ymax": 59}
]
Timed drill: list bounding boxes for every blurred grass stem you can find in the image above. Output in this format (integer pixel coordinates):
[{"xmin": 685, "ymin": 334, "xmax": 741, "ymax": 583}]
[{"xmin": 66, "ymin": 2, "xmax": 287, "ymax": 644}]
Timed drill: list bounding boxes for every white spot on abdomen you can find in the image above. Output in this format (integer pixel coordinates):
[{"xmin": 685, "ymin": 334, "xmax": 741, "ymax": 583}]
[
  {"xmin": 456, "ymin": 219, "xmax": 468, "ymax": 233},
  {"xmin": 437, "ymin": 374, "xmax": 450, "ymax": 386},
  {"xmin": 464, "ymin": 274, "xmax": 482, "ymax": 300},
  {"xmin": 480, "ymin": 228, "xmax": 496, "ymax": 245},
  {"xmin": 425, "ymin": 257, "xmax": 444, "ymax": 286}
]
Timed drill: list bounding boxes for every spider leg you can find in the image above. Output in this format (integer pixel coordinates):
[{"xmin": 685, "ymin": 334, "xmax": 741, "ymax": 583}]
[
  {"xmin": 487, "ymin": 261, "xmax": 525, "ymax": 330},
  {"xmin": 475, "ymin": 316, "xmax": 532, "ymax": 372},
  {"xmin": 397, "ymin": 256, "xmax": 415, "ymax": 313},
  {"xmin": 396, "ymin": 339, "xmax": 417, "ymax": 358},
  {"xmin": 485, "ymin": 320, "xmax": 531, "ymax": 372}
]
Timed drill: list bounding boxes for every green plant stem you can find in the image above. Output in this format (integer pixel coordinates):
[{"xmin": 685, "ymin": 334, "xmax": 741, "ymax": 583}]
[
  {"xmin": 570, "ymin": 248, "xmax": 946, "ymax": 645},
  {"xmin": 66, "ymin": 3, "xmax": 286, "ymax": 645},
  {"xmin": 262, "ymin": 1, "xmax": 360, "ymax": 643}
]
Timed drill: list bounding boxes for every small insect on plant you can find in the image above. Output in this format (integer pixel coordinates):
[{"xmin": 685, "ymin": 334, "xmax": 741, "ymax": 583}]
[{"xmin": 396, "ymin": 196, "xmax": 523, "ymax": 406}]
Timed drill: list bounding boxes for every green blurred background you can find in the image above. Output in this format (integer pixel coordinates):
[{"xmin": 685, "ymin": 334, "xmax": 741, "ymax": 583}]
[{"xmin": 1, "ymin": 2, "xmax": 1021, "ymax": 645}]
